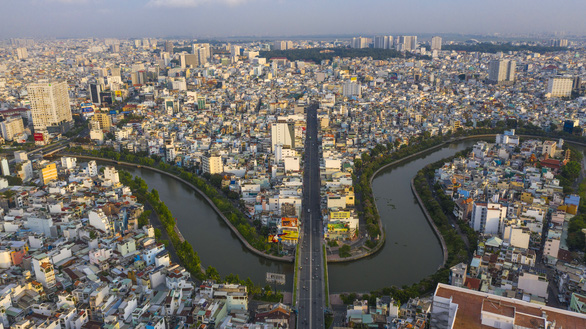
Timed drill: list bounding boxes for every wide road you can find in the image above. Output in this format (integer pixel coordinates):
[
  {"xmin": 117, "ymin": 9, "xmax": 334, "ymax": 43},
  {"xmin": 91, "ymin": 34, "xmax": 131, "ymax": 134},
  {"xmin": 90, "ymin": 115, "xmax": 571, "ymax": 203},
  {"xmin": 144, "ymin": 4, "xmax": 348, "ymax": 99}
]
[{"xmin": 298, "ymin": 103, "xmax": 325, "ymax": 329}]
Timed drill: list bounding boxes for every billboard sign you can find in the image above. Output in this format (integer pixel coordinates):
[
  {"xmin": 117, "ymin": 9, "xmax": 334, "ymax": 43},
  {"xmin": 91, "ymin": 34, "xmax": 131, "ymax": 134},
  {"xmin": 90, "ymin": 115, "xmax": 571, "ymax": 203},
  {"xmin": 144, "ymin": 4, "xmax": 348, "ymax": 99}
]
[
  {"xmin": 280, "ymin": 231, "xmax": 299, "ymax": 241},
  {"xmin": 281, "ymin": 218, "xmax": 298, "ymax": 227},
  {"xmin": 34, "ymin": 133, "xmax": 44, "ymax": 142}
]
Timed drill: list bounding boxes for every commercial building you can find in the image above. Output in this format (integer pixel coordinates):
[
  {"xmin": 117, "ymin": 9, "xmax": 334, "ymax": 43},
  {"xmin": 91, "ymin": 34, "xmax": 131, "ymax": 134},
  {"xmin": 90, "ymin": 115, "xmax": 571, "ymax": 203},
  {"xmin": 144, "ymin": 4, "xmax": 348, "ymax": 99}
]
[
  {"xmin": 27, "ymin": 81, "xmax": 73, "ymax": 133},
  {"xmin": 90, "ymin": 83, "xmax": 101, "ymax": 104},
  {"xmin": 180, "ymin": 53, "xmax": 198, "ymax": 68}
]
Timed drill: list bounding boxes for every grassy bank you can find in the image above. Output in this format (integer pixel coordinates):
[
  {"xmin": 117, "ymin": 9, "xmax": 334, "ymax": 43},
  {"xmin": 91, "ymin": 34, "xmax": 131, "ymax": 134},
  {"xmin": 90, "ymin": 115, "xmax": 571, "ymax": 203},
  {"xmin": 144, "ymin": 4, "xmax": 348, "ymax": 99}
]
[
  {"xmin": 294, "ymin": 243, "xmax": 300, "ymax": 305},
  {"xmin": 120, "ymin": 170, "xmax": 287, "ymax": 301},
  {"xmin": 119, "ymin": 170, "xmax": 204, "ymax": 279},
  {"xmin": 323, "ymin": 244, "xmax": 329, "ymax": 306}
]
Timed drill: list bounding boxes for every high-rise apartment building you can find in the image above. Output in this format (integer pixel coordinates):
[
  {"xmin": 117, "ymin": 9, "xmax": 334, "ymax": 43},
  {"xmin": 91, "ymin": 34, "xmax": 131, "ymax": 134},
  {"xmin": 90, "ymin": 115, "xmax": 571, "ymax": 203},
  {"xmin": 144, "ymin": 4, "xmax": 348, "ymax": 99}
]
[
  {"xmin": 343, "ymin": 81, "xmax": 362, "ymax": 97},
  {"xmin": 547, "ymin": 76, "xmax": 574, "ymax": 98},
  {"xmin": 1, "ymin": 158, "xmax": 9, "ymax": 176},
  {"xmin": 398, "ymin": 36, "xmax": 418, "ymax": 51},
  {"xmin": 0, "ymin": 116, "xmax": 25, "ymax": 141},
  {"xmin": 431, "ymin": 36, "xmax": 442, "ymax": 51},
  {"xmin": 550, "ymin": 39, "xmax": 568, "ymax": 47},
  {"xmin": 351, "ymin": 37, "xmax": 370, "ymax": 49},
  {"xmin": 471, "ymin": 202, "xmax": 507, "ymax": 235},
  {"xmin": 16, "ymin": 47, "xmax": 28, "ymax": 60},
  {"xmin": 27, "ymin": 81, "xmax": 73, "ymax": 132},
  {"xmin": 373, "ymin": 36, "xmax": 393, "ymax": 49},
  {"xmin": 196, "ymin": 47, "xmax": 209, "ymax": 66},
  {"xmin": 131, "ymin": 71, "xmax": 147, "ymax": 85},
  {"xmin": 41, "ymin": 163, "xmax": 58, "ymax": 185},
  {"xmin": 273, "ymin": 41, "xmax": 293, "ymax": 51},
  {"xmin": 271, "ymin": 122, "xmax": 295, "ymax": 151},
  {"xmin": 488, "ymin": 59, "xmax": 516, "ymax": 84},
  {"xmin": 192, "ymin": 43, "xmax": 211, "ymax": 65},
  {"xmin": 90, "ymin": 112, "xmax": 112, "ymax": 131},
  {"xmin": 202, "ymin": 155, "xmax": 224, "ymax": 174}
]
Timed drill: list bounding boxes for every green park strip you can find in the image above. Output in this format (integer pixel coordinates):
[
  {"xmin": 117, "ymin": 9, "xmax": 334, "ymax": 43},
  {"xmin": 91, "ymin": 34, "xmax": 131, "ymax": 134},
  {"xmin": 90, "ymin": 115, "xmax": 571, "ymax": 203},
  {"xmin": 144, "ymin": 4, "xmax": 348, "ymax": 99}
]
[
  {"xmin": 323, "ymin": 244, "xmax": 329, "ymax": 307},
  {"xmin": 293, "ymin": 243, "xmax": 300, "ymax": 306}
]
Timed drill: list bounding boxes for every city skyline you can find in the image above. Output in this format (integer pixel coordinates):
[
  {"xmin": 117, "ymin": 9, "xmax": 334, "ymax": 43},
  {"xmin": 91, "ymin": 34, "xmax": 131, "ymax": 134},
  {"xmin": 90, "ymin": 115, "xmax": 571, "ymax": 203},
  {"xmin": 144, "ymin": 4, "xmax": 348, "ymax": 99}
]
[{"xmin": 2, "ymin": 0, "xmax": 586, "ymax": 39}]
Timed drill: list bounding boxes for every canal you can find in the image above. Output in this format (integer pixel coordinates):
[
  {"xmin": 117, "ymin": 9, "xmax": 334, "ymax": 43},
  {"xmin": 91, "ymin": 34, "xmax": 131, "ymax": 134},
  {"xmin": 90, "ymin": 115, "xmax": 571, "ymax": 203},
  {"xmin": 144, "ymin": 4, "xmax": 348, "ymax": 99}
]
[
  {"xmin": 118, "ymin": 139, "xmax": 485, "ymax": 292},
  {"xmin": 119, "ymin": 165, "xmax": 295, "ymax": 289}
]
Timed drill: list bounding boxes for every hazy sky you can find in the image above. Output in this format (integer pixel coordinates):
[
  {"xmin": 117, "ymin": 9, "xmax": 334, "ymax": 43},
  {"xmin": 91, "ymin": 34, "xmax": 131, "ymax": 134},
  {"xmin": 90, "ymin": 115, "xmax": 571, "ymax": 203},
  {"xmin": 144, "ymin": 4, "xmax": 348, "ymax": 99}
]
[{"xmin": 2, "ymin": 0, "xmax": 584, "ymax": 39}]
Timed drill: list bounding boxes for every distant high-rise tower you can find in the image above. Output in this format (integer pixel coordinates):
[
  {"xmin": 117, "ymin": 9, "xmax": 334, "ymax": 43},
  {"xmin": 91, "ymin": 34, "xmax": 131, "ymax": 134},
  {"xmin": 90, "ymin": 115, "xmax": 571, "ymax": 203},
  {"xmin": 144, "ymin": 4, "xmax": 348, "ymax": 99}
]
[
  {"xmin": 550, "ymin": 39, "xmax": 568, "ymax": 47},
  {"xmin": 488, "ymin": 59, "xmax": 516, "ymax": 84},
  {"xmin": 351, "ymin": 37, "xmax": 370, "ymax": 49},
  {"xmin": 16, "ymin": 47, "xmax": 28, "ymax": 60},
  {"xmin": 273, "ymin": 41, "xmax": 293, "ymax": 50},
  {"xmin": 431, "ymin": 36, "xmax": 442, "ymax": 51},
  {"xmin": 191, "ymin": 43, "xmax": 210, "ymax": 66},
  {"xmin": 273, "ymin": 41, "xmax": 286, "ymax": 50},
  {"xmin": 374, "ymin": 36, "xmax": 393, "ymax": 49},
  {"xmin": 27, "ymin": 81, "xmax": 73, "ymax": 132},
  {"xmin": 398, "ymin": 36, "xmax": 418, "ymax": 51},
  {"xmin": 165, "ymin": 40, "xmax": 174, "ymax": 54}
]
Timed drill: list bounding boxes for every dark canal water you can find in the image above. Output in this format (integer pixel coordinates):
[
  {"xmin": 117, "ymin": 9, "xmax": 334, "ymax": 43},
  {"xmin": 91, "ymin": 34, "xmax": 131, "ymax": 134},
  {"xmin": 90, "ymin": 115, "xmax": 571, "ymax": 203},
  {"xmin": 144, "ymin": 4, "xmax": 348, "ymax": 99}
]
[{"xmin": 119, "ymin": 139, "xmax": 481, "ymax": 292}]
